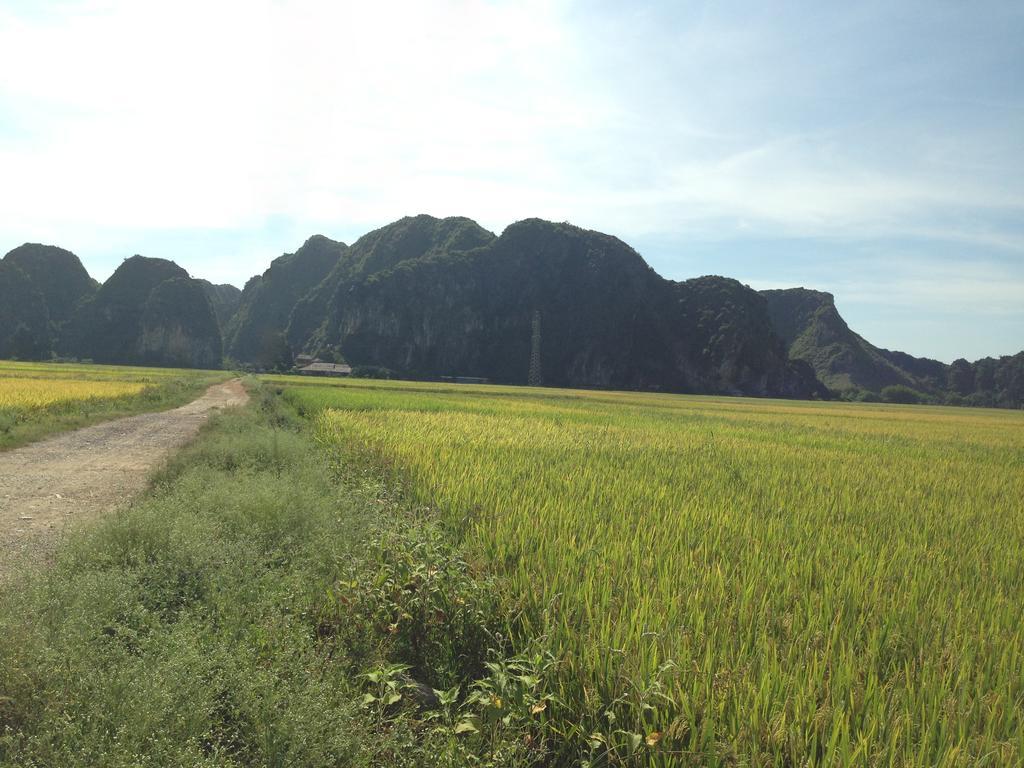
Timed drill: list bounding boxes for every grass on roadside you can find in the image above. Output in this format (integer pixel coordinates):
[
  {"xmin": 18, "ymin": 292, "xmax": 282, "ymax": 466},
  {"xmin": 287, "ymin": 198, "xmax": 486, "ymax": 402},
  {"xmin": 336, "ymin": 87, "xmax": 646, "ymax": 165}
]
[{"xmin": 0, "ymin": 386, "xmax": 552, "ymax": 767}]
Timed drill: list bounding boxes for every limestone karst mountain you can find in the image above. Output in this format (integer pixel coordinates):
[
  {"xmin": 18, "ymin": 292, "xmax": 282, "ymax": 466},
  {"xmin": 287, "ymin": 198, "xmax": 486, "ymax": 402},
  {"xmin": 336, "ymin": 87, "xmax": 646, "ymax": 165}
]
[{"xmin": 2, "ymin": 222, "xmax": 1020, "ymax": 406}]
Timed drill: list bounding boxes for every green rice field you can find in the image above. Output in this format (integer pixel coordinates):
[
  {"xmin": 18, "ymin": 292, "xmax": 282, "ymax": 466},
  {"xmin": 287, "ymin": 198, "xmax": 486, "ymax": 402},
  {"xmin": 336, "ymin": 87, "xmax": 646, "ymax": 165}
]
[{"xmin": 277, "ymin": 376, "xmax": 1024, "ymax": 766}]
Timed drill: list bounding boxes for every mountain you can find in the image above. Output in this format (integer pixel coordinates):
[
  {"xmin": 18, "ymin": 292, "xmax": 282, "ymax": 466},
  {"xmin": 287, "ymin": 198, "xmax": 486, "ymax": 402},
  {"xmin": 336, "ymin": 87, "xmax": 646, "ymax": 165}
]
[
  {"xmin": 761, "ymin": 288, "xmax": 1024, "ymax": 407},
  {"xmin": 139, "ymin": 278, "xmax": 223, "ymax": 369},
  {"xmin": 196, "ymin": 280, "xmax": 243, "ymax": 332},
  {"xmin": 0, "ymin": 243, "xmax": 99, "ymax": 359},
  {"xmin": 63, "ymin": 256, "xmax": 189, "ymax": 363},
  {"xmin": 945, "ymin": 353, "xmax": 1024, "ymax": 408},
  {"xmin": 2, "ymin": 244, "xmax": 98, "ymax": 330},
  {"xmin": 760, "ymin": 288, "xmax": 947, "ymax": 393},
  {"xmin": 226, "ymin": 235, "xmax": 346, "ymax": 365},
  {"xmin": 2, "ymin": 224, "xmax": 1017, "ymax": 406},
  {"xmin": 0, "ymin": 260, "xmax": 52, "ymax": 360},
  {"xmin": 287, "ymin": 215, "xmax": 497, "ymax": 353},
  {"xmin": 62, "ymin": 256, "xmax": 221, "ymax": 368},
  {"xmin": 283, "ymin": 216, "xmax": 821, "ymax": 397}
]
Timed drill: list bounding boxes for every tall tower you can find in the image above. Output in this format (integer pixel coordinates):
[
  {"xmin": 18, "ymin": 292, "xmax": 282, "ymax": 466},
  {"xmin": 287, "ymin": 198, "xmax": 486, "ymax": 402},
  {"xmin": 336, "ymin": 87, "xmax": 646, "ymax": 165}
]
[{"xmin": 528, "ymin": 310, "xmax": 543, "ymax": 387}]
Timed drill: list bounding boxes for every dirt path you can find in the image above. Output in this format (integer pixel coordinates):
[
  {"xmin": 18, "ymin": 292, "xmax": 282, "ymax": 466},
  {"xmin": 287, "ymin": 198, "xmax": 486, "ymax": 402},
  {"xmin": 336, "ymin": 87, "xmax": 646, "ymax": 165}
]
[{"xmin": 0, "ymin": 379, "xmax": 249, "ymax": 577}]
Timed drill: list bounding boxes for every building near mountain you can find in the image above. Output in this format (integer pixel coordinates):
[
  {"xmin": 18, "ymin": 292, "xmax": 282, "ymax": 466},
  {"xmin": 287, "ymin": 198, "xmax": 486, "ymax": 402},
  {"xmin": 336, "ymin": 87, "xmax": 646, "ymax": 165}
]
[
  {"xmin": 298, "ymin": 362, "xmax": 351, "ymax": 377},
  {"xmin": 441, "ymin": 376, "xmax": 490, "ymax": 385}
]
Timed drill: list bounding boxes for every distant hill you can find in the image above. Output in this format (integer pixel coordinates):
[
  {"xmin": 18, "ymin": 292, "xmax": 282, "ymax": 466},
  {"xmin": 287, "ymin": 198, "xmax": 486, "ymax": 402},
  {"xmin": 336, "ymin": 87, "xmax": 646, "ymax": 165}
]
[
  {"xmin": 226, "ymin": 235, "xmax": 347, "ymax": 365},
  {"xmin": 287, "ymin": 215, "xmax": 497, "ymax": 354},
  {"xmin": 762, "ymin": 287, "xmax": 1023, "ymax": 407},
  {"xmin": 0, "ymin": 260, "xmax": 52, "ymax": 360},
  {"xmin": 945, "ymin": 353, "xmax": 1024, "ymax": 408},
  {"xmin": 63, "ymin": 256, "xmax": 190, "ymax": 363},
  {"xmin": 760, "ymin": 288, "xmax": 946, "ymax": 393},
  {"xmin": 1, "ymin": 223, "xmax": 1020, "ymax": 406},
  {"xmin": 3, "ymin": 244, "xmax": 98, "ymax": 329},
  {"xmin": 62, "ymin": 256, "xmax": 221, "ymax": 368},
  {"xmin": 139, "ymin": 278, "xmax": 223, "ymax": 369},
  {"xmin": 284, "ymin": 216, "xmax": 821, "ymax": 397}
]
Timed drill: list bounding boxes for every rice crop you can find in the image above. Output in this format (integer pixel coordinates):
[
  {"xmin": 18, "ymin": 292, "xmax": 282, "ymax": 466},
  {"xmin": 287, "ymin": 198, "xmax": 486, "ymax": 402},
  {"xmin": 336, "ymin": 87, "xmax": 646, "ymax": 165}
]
[
  {"xmin": 0, "ymin": 360, "xmax": 227, "ymax": 448},
  {"xmin": 0, "ymin": 359, "xmax": 195, "ymax": 382},
  {"xmin": 293, "ymin": 377, "xmax": 1024, "ymax": 766},
  {"xmin": 0, "ymin": 377, "xmax": 148, "ymax": 410}
]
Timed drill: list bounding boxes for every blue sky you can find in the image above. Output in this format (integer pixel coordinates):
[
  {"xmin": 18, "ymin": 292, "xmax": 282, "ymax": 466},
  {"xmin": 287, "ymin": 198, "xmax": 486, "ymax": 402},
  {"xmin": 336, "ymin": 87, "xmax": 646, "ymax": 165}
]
[{"xmin": 1, "ymin": 0, "xmax": 1021, "ymax": 362}]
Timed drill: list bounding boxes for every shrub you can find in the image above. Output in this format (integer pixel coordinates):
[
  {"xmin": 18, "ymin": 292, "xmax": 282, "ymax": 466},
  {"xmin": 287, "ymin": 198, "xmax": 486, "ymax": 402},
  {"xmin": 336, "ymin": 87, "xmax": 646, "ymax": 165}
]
[{"xmin": 880, "ymin": 384, "xmax": 925, "ymax": 404}]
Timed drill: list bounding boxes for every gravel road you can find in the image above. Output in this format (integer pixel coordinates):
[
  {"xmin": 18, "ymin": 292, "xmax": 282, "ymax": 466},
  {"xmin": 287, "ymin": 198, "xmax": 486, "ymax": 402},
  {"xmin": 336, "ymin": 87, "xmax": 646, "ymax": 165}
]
[{"xmin": 0, "ymin": 379, "xmax": 249, "ymax": 579}]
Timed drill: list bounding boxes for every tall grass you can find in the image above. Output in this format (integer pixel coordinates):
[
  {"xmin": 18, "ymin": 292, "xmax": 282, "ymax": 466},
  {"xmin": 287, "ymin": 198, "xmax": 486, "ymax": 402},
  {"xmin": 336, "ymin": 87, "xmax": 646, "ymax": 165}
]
[{"xmin": 300, "ymin": 378, "xmax": 1024, "ymax": 766}]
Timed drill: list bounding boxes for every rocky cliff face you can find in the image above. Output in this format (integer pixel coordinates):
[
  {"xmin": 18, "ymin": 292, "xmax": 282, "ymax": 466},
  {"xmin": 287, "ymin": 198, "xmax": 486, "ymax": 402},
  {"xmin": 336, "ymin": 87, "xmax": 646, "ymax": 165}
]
[
  {"xmin": 0, "ymin": 260, "xmax": 52, "ymax": 360},
  {"xmin": 63, "ymin": 256, "xmax": 190, "ymax": 363},
  {"xmin": 197, "ymin": 280, "xmax": 243, "ymax": 333},
  {"xmin": 226, "ymin": 235, "xmax": 347, "ymax": 363},
  {"xmin": 287, "ymin": 215, "xmax": 496, "ymax": 353},
  {"xmin": 5, "ymin": 222, "xmax": 1017, "ymax": 406},
  {"xmin": 138, "ymin": 278, "xmax": 222, "ymax": 369},
  {"xmin": 762, "ymin": 287, "xmax": 1024, "ymax": 406},
  {"xmin": 60, "ymin": 256, "xmax": 222, "ymax": 368},
  {"xmin": 0, "ymin": 244, "xmax": 99, "ymax": 360}
]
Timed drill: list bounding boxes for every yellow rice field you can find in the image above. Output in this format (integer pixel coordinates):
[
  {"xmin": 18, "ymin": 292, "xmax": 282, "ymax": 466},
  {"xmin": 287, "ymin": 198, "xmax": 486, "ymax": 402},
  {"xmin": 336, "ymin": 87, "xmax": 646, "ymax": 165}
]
[
  {"xmin": 0, "ymin": 360, "xmax": 226, "ymax": 448},
  {"xmin": 287, "ymin": 376, "xmax": 1024, "ymax": 767},
  {"xmin": 0, "ymin": 377, "xmax": 148, "ymax": 410}
]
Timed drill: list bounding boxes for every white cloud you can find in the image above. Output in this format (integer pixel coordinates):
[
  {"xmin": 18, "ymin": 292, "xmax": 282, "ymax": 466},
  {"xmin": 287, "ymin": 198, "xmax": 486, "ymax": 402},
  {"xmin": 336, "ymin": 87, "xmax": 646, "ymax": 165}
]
[
  {"xmin": 0, "ymin": 0, "xmax": 589, "ymax": 232},
  {"xmin": 4, "ymin": 0, "xmax": 1021, "ymax": 245}
]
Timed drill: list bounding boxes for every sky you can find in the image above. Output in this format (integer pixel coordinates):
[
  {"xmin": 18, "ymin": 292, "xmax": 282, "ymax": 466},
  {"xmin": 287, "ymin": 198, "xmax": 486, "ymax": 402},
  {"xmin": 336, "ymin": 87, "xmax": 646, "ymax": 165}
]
[{"xmin": 1, "ymin": 0, "xmax": 1021, "ymax": 362}]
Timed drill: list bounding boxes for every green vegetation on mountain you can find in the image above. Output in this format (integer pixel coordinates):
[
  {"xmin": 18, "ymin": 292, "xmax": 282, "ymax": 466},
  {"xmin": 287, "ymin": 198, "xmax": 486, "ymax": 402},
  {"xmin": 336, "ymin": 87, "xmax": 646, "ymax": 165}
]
[
  {"xmin": 2, "ymin": 221, "xmax": 1020, "ymax": 405},
  {"xmin": 760, "ymin": 288, "xmax": 935, "ymax": 393},
  {"xmin": 287, "ymin": 217, "xmax": 820, "ymax": 397},
  {"xmin": 762, "ymin": 287, "xmax": 1024, "ymax": 406},
  {"xmin": 0, "ymin": 244, "xmax": 99, "ymax": 360},
  {"xmin": 3, "ymin": 244, "xmax": 98, "ymax": 329},
  {"xmin": 63, "ymin": 256, "xmax": 189, "ymax": 364},
  {"xmin": 946, "ymin": 352, "xmax": 1024, "ymax": 408},
  {"xmin": 226, "ymin": 235, "xmax": 346, "ymax": 364},
  {"xmin": 0, "ymin": 261, "xmax": 52, "ymax": 361},
  {"xmin": 138, "ymin": 277, "xmax": 223, "ymax": 369},
  {"xmin": 57, "ymin": 256, "xmax": 224, "ymax": 369},
  {"xmin": 288, "ymin": 214, "xmax": 496, "ymax": 352},
  {"xmin": 197, "ymin": 280, "xmax": 243, "ymax": 332}
]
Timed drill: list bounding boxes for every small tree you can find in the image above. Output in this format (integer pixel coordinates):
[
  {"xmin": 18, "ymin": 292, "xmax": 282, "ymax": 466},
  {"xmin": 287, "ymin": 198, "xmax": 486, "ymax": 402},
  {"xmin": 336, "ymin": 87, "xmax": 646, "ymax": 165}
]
[
  {"xmin": 8, "ymin": 323, "xmax": 50, "ymax": 361},
  {"xmin": 257, "ymin": 330, "xmax": 293, "ymax": 372},
  {"xmin": 947, "ymin": 359, "xmax": 974, "ymax": 396}
]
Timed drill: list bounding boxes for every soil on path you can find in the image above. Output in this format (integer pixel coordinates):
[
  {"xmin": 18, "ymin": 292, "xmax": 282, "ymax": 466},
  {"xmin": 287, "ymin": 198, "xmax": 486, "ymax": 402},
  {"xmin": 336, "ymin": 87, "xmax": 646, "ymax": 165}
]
[{"xmin": 0, "ymin": 379, "xmax": 249, "ymax": 578}]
